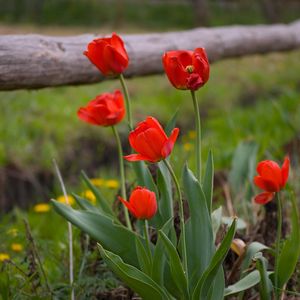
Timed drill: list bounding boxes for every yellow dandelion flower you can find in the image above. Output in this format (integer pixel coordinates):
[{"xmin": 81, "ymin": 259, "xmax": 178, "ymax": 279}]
[
  {"xmin": 7, "ymin": 228, "xmax": 18, "ymax": 237},
  {"xmin": 183, "ymin": 143, "xmax": 193, "ymax": 152},
  {"xmin": 57, "ymin": 195, "xmax": 75, "ymax": 206},
  {"xmin": 105, "ymin": 179, "xmax": 119, "ymax": 189},
  {"xmin": 90, "ymin": 178, "xmax": 104, "ymax": 187},
  {"xmin": 33, "ymin": 203, "xmax": 51, "ymax": 213},
  {"xmin": 0, "ymin": 253, "xmax": 10, "ymax": 262},
  {"xmin": 82, "ymin": 190, "xmax": 96, "ymax": 204},
  {"xmin": 11, "ymin": 243, "xmax": 23, "ymax": 252},
  {"xmin": 188, "ymin": 130, "xmax": 196, "ymax": 140}
]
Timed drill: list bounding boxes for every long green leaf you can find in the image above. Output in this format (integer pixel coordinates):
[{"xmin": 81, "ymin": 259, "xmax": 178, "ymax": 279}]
[
  {"xmin": 151, "ymin": 218, "xmax": 173, "ymax": 285},
  {"xmin": 165, "ymin": 109, "xmax": 179, "ymax": 136},
  {"xmin": 203, "ymin": 150, "xmax": 214, "ymax": 214},
  {"xmin": 182, "ymin": 165, "xmax": 214, "ymax": 290},
  {"xmin": 81, "ymin": 171, "xmax": 114, "ymax": 217},
  {"xmin": 255, "ymin": 253, "xmax": 273, "ymax": 300},
  {"xmin": 277, "ymin": 193, "xmax": 300, "ymax": 289},
  {"xmin": 192, "ymin": 218, "xmax": 237, "ymax": 300},
  {"xmin": 156, "ymin": 162, "xmax": 173, "ymax": 225},
  {"xmin": 51, "ymin": 200, "xmax": 140, "ymax": 267},
  {"xmin": 225, "ymin": 270, "xmax": 266, "ymax": 296},
  {"xmin": 210, "ymin": 267, "xmax": 225, "ymax": 300},
  {"xmin": 240, "ymin": 242, "xmax": 269, "ymax": 276},
  {"xmin": 135, "ymin": 236, "xmax": 152, "ymax": 276},
  {"xmin": 73, "ymin": 193, "xmax": 100, "ymax": 212},
  {"xmin": 158, "ymin": 231, "xmax": 189, "ymax": 299},
  {"xmin": 98, "ymin": 244, "xmax": 171, "ymax": 300},
  {"xmin": 211, "ymin": 206, "xmax": 222, "ymax": 241}
]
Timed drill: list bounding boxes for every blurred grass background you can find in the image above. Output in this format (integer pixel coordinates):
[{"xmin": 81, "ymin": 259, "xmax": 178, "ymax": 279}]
[{"xmin": 0, "ymin": 0, "xmax": 300, "ymax": 208}]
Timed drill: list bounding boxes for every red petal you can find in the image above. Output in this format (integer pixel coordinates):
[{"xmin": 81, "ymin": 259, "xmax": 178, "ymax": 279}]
[
  {"xmin": 161, "ymin": 127, "xmax": 179, "ymax": 158},
  {"xmin": 254, "ymin": 192, "xmax": 275, "ymax": 205},
  {"xmin": 281, "ymin": 156, "xmax": 290, "ymax": 188},
  {"xmin": 77, "ymin": 107, "xmax": 99, "ymax": 126},
  {"xmin": 85, "ymin": 41, "xmax": 109, "ymax": 75},
  {"xmin": 162, "ymin": 52, "xmax": 188, "ymax": 89},
  {"xmin": 111, "ymin": 33, "xmax": 129, "ymax": 62},
  {"xmin": 254, "ymin": 176, "xmax": 279, "ymax": 192},
  {"xmin": 145, "ymin": 117, "xmax": 168, "ymax": 140},
  {"xmin": 124, "ymin": 154, "xmax": 155, "ymax": 162}
]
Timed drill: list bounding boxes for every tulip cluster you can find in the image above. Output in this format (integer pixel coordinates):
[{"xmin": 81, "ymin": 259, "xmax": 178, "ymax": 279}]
[{"xmin": 51, "ymin": 32, "xmax": 298, "ymax": 300}]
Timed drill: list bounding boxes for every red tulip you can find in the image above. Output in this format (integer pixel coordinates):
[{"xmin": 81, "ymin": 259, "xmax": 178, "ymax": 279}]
[
  {"xmin": 253, "ymin": 157, "xmax": 290, "ymax": 204},
  {"xmin": 162, "ymin": 48, "xmax": 210, "ymax": 91},
  {"xmin": 77, "ymin": 90, "xmax": 125, "ymax": 126},
  {"xmin": 84, "ymin": 33, "xmax": 129, "ymax": 76},
  {"xmin": 124, "ymin": 117, "xmax": 179, "ymax": 163},
  {"xmin": 118, "ymin": 186, "xmax": 157, "ymax": 220}
]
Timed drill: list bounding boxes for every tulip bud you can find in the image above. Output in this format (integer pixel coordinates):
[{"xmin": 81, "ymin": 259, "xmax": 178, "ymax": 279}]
[{"xmin": 118, "ymin": 187, "xmax": 157, "ymax": 220}]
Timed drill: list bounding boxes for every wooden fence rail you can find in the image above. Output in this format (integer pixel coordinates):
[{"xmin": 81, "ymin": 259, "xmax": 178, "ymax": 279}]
[{"xmin": 0, "ymin": 20, "xmax": 299, "ymax": 91}]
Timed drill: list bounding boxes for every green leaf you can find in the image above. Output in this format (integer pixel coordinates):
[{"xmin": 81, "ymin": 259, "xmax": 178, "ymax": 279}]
[
  {"xmin": 51, "ymin": 200, "xmax": 140, "ymax": 267},
  {"xmin": 255, "ymin": 253, "xmax": 273, "ymax": 300},
  {"xmin": 210, "ymin": 267, "xmax": 225, "ymax": 300},
  {"xmin": 182, "ymin": 165, "xmax": 214, "ymax": 290},
  {"xmin": 135, "ymin": 236, "xmax": 152, "ymax": 276},
  {"xmin": 165, "ymin": 109, "xmax": 179, "ymax": 136},
  {"xmin": 151, "ymin": 218, "xmax": 173, "ymax": 285},
  {"xmin": 229, "ymin": 141, "xmax": 258, "ymax": 196},
  {"xmin": 156, "ymin": 162, "xmax": 173, "ymax": 225},
  {"xmin": 240, "ymin": 242, "xmax": 269, "ymax": 276},
  {"xmin": 277, "ymin": 193, "xmax": 300, "ymax": 289},
  {"xmin": 225, "ymin": 270, "xmax": 266, "ymax": 296},
  {"xmin": 203, "ymin": 150, "xmax": 214, "ymax": 214},
  {"xmin": 72, "ymin": 193, "xmax": 100, "ymax": 212},
  {"xmin": 158, "ymin": 231, "xmax": 189, "ymax": 299},
  {"xmin": 81, "ymin": 171, "xmax": 114, "ymax": 217},
  {"xmin": 211, "ymin": 206, "xmax": 222, "ymax": 241},
  {"xmin": 98, "ymin": 244, "xmax": 171, "ymax": 300},
  {"xmin": 192, "ymin": 218, "xmax": 237, "ymax": 300},
  {"xmin": 222, "ymin": 216, "xmax": 247, "ymax": 231}
]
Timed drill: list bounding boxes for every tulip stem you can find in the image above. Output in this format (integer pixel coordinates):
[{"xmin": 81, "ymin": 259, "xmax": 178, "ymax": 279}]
[
  {"xmin": 191, "ymin": 90, "xmax": 201, "ymax": 182},
  {"xmin": 274, "ymin": 192, "xmax": 282, "ymax": 300},
  {"xmin": 111, "ymin": 126, "xmax": 132, "ymax": 230},
  {"xmin": 119, "ymin": 74, "xmax": 133, "ymax": 130},
  {"xmin": 163, "ymin": 159, "xmax": 188, "ymax": 280},
  {"xmin": 143, "ymin": 220, "xmax": 152, "ymax": 263}
]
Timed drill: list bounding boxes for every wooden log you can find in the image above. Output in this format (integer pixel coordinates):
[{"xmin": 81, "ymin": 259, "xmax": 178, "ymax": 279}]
[{"xmin": 0, "ymin": 20, "xmax": 299, "ymax": 90}]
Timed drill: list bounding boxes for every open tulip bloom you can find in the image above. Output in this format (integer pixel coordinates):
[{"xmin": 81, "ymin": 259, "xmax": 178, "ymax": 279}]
[
  {"xmin": 51, "ymin": 33, "xmax": 300, "ymax": 300},
  {"xmin": 77, "ymin": 90, "xmax": 125, "ymax": 126},
  {"xmin": 254, "ymin": 156, "xmax": 290, "ymax": 205},
  {"xmin": 124, "ymin": 116, "xmax": 179, "ymax": 163}
]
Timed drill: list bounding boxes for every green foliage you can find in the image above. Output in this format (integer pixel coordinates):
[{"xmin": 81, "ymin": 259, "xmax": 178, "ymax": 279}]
[
  {"xmin": 98, "ymin": 244, "xmax": 172, "ymax": 300},
  {"xmin": 192, "ymin": 218, "xmax": 237, "ymax": 300},
  {"xmin": 51, "ymin": 200, "xmax": 141, "ymax": 267},
  {"xmin": 158, "ymin": 231, "xmax": 189, "ymax": 299},
  {"xmin": 255, "ymin": 253, "xmax": 273, "ymax": 300},
  {"xmin": 224, "ymin": 270, "xmax": 267, "ymax": 297},
  {"xmin": 182, "ymin": 165, "xmax": 214, "ymax": 289},
  {"xmin": 277, "ymin": 193, "xmax": 300, "ymax": 290}
]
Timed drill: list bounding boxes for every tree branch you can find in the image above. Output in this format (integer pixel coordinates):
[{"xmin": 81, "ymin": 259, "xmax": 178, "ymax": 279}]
[{"xmin": 0, "ymin": 20, "xmax": 299, "ymax": 90}]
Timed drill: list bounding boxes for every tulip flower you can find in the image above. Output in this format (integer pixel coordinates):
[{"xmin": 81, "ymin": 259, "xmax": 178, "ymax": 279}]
[
  {"xmin": 124, "ymin": 116, "xmax": 179, "ymax": 163},
  {"xmin": 162, "ymin": 48, "xmax": 209, "ymax": 91},
  {"xmin": 77, "ymin": 90, "xmax": 125, "ymax": 126},
  {"xmin": 84, "ymin": 33, "xmax": 129, "ymax": 76},
  {"xmin": 118, "ymin": 187, "xmax": 157, "ymax": 220},
  {"xmin": 253, "ymin": 156, "xmax": 290, "ymax": 204}
]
